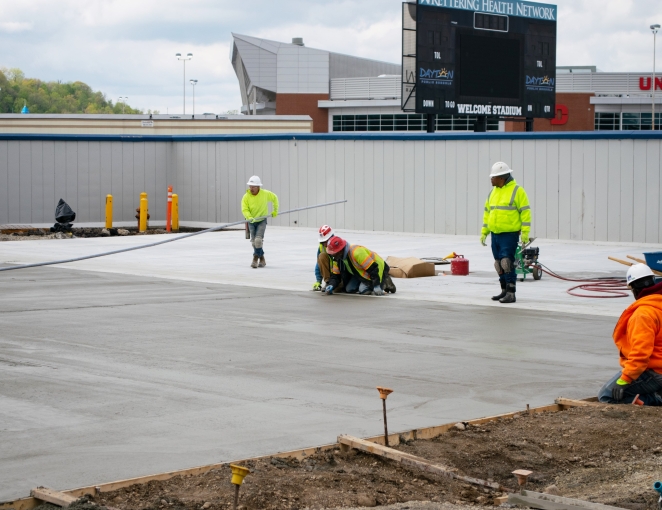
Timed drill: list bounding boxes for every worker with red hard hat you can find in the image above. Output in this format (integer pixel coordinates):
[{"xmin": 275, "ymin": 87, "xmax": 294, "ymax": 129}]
[
  {"xmin": 598, "ymin": 264, "xmax": 662, "ymax": 405},
  {"xmin": 323, "ymin": 236, "xmax": 396, "ymax": 296},
  {"xmin": 313, "ymin": 225, "xmax": 340, "ymax": 291}
]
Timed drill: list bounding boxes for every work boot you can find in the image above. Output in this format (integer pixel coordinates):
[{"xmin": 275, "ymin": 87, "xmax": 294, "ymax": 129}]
[
  {"xmin": 251, "ymin": 256, "xmax": 258, "ymax": 268},
  {"xmin": 383, "ymin": 274, "xmax": 397, "ymax": 294},
  {"xmin": 499, "ymin": 283, "xmax": 516, "ymax": 304},
  {"xmin": 492, "ymin": 281, "xmax": 507, "ymax": 301},
  {"xmin": 258, "ymin": 256, "xmax": 266, "ymax": 268}
]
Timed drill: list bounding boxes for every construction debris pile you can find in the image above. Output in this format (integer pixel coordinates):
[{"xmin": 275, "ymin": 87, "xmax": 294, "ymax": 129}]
[{"xmin": 74, "ymin": 405, "xmax": 662, "ymax": 510}]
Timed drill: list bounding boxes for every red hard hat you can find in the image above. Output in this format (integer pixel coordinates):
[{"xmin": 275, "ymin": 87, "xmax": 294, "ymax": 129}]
[
  {"xmin": 326, "ymin": 236, "xmax": 347, "ymax": 255},
  {"xmin": 318, "ymin": 224, "xmax": 334, "ymax": 242}
]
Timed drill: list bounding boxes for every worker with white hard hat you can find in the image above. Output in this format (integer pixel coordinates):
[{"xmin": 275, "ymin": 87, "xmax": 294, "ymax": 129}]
[
  {"xmin": 598, "ymin": 264, "xmax": 662, "ymax": 405},
  {"xmin": 480, "ymin": 162, "xmax": 532, "ymax": 303},
  {"xmin": 313, "ymin": 225, "xmax": 340, "ymax": 291},
  {"xmin": 241, "ymin": 176, "xmax": 279, "ymax": 268}
]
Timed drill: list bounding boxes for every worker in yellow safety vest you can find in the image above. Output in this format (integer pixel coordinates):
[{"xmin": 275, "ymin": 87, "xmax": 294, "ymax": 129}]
[
  {"xmin": 241, "ymin": 175, "xmax": 279, "ymax": 268},
  {"xmin": 480, "ymin": 162, "xmax": 531, "ymax": 304},
  {"xmin": 323, "ymin": 236, "xmax": 396, "ymax": 296}
]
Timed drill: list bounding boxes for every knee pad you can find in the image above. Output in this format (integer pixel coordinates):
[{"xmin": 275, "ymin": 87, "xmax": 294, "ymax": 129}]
[
  {"xmin": 500, "ymin": 258, "xmax": 513, "ymax": 273},
  {"xmin": 494, "ymin": 260, "xmax": 504, "ymax": 275},
  {"xmin": 254, "ymin": 236, "xmax": 263, "ymax": 249}
]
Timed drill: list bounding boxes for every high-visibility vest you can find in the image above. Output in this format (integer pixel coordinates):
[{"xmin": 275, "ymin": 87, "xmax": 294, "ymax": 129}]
[
  {"xmin": 344, "ymin": 244, "xmax": 385, "ymax": 281},
  {"xmin": 481, "ymin": 179, "xmax": 531, "ymax": 236}
]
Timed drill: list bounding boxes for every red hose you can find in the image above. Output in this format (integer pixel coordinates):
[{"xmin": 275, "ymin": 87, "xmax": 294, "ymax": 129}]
[{"xmin": 531, "ymin": 264, "xmax": 630, "ymax": 298}]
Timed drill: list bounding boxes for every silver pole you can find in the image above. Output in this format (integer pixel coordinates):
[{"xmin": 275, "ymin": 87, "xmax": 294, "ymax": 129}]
[
  {"xmin": 654, "ymin": 30, "xmax": 657, "ymax": 130},
  {"xmin": 183, "ymin": 60, "xmax": 186, "ymax": 115}
]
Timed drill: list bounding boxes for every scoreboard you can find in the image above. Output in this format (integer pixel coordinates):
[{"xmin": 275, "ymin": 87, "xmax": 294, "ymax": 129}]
[{"xmin": 402, "ymin": 0, "xmax": 557, "ymax": 120}]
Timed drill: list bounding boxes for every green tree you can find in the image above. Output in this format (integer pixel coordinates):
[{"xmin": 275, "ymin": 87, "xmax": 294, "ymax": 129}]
[{"xmin": 0, "ymin": 68, "xmax": 143, "ymax": 114}]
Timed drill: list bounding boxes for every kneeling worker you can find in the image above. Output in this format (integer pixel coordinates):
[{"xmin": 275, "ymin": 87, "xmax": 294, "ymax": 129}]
[
  {"xmin": 323, "ymin": 236, "xmax": 396, "ymax": 296},
  {"xmin": 241, "ymin": 175, "xmax": 279, "ymax": 268},
  {"xmin": 313, "ymin": 224, "xmax": 338, "ymax": 291},
  {"xmin": 598, "ymin": 264, "xmax": 662, "ymax": 405},
  {"xmin": 480, "ymin": 162, "xmax": 531, "ymax": 304}
]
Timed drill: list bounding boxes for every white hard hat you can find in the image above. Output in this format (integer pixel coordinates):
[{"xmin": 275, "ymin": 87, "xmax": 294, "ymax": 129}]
[
  {"xmin": 318, "ymin": 224, "xmax": 334, "ymax": 242},
  {"xmin": 247, "ymin": 175, "xmax": 263, "ymax": 187},
  {"xmin": 626, "ymin": 264, "xmax": 655, "ymax": 288},
  {"xmin": 490, "ymin": 162, "xmax": 512, "ymax": 177}
]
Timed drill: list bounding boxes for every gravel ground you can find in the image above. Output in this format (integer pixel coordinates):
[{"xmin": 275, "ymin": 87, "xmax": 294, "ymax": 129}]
[{"xmin": 322, "ymin": 503, "xmax": 481, "ymax": 510}]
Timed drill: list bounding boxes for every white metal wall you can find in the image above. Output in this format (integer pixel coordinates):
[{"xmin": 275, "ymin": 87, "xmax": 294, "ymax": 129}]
[{"xmin": 1, "ymin": 137, "xmax": 661, "ymax": 244}]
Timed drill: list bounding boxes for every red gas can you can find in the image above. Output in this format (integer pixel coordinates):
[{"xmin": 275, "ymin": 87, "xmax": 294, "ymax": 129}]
[{"xmin": 451, "ymin": 255, "xmax": 469, "ymax": 276}]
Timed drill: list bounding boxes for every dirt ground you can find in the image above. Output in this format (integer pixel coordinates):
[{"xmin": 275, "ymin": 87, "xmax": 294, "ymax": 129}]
[{"xmin": 77, "ymin": 406, "xmax": 662, "ymax": 510}]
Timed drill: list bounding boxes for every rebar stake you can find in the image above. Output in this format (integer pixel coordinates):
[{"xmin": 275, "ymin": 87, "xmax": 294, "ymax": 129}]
[
  {"xmin": 230, "ymin": 464, "xmax": 250, "ymax": 510},
  {"xmin": 233, "ymin": 484, "xmax": 239, "ymax": 510},
  {"xmin": 376, "ymin": 386, "xmax": 393, "ymax": 446}
]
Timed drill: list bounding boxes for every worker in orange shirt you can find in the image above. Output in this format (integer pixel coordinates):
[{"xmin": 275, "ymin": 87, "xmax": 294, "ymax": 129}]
[{"xmin": 598, "ymin": 264, "xmax": 662, "ymax": 405}]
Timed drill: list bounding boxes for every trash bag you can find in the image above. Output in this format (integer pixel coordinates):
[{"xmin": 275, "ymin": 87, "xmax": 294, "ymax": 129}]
[
  {"xmin": 55, "ymin": 199, "xmax": 76, "ymax": 224},
  {"xmin": 50, "ymin": 222, "xmax": 74, "ymax": 233}
]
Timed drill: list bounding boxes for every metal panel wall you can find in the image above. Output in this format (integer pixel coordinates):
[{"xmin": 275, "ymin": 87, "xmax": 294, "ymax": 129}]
[{"xmin": 1, "ymin": 136, "xmax": 661, "ymax": 245}]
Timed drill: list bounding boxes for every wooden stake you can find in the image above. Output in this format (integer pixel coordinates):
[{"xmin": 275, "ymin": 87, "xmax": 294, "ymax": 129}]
[{"xmin": 30, "ymin": 488, "xmax": 77, "ymax": 508}]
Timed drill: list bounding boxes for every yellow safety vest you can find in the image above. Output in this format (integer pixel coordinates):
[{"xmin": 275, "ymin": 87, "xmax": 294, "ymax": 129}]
[
  {"xmin": 481, "ymin": 180, "xmax": 531, "ymax": 236},
  {"xmin": 344, "ymin": 245, "xmax": 385, "ymax": 281}
]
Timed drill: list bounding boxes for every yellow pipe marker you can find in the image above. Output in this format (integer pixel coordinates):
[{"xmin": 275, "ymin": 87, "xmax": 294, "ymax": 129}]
[
  {"xmin": 172, "ymin": 194, "xmax": 179, "ymax": 232},
  {"xmin": 105, "ymin": 195, "xmax": 113, "ymax": 229},
  {"xmin": 139, "ymin": 196, "xmax": 148, "ymax": 232}
]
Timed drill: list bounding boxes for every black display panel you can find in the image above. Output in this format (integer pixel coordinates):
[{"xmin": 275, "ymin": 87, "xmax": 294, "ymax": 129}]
[
  {"xmin": 413, "ymin": 2, "xmax": 557, "ymax": 119},
  {"xmin": 458, "ymin": 34, "xmax": 520, "ymax": 99}
]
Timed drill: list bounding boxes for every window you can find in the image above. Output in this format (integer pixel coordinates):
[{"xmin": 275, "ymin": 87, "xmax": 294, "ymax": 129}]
[
  {"xmin": 332, "ymin": 114, "xmax": 500, "ymax": 132},
  {"xmin": 595, "ymin": 113, "xmax": 619, "ymax": 131}
]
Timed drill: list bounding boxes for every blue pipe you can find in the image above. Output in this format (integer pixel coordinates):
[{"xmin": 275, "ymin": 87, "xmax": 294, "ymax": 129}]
[{"xmin": 654, "ymin": 481, "xmax": 662, "ymax": 495}]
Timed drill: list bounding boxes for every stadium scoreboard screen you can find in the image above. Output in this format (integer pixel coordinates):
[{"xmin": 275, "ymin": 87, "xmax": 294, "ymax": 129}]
[{"xmin": 402, "ymin": 0, "xmax": 557, "ymax": 119}]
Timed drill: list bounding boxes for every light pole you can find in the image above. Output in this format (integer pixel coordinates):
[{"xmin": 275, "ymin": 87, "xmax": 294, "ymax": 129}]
[
  {"xmin": 118, "ymin": 96, "xmax": 128, "ymax": 114},
  {"xmin": 652, "ymin": 24, "xmax": 660, "ymax": 130},
  {"xmin": 190, "ymin": 79, "xmax": 198, "ymax": 115},
  {"xmin": 176, "ymin": 52, "xmax": 193, "ymax": 114}
]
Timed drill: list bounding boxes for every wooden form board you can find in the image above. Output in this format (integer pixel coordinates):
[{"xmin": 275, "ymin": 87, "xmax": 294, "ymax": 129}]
[
  {"xmin": 509, "ymin": 490, "xmax": 627, "ymax": 510},
  {"xmin": 338, "ymin": 434, "xmax": 507, "ymax": 492},
  {"xmin": 30, "ymin": 488, "xmax": 77, "ymax": 508},
  {"xmin": 0, "ymin": 399, "xmax": 592, "ymax": 510}
]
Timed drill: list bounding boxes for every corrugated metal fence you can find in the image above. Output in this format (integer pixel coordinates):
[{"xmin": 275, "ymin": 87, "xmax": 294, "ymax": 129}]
[{"xmin": 0, "ymin": 133, "xmax": 661, "ymax": 244}]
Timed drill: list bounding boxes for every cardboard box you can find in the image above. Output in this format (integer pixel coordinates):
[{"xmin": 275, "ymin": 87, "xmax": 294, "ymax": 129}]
[{"xmin": 386, "ymin": 256, "xmax": 436, "ymax": 278}]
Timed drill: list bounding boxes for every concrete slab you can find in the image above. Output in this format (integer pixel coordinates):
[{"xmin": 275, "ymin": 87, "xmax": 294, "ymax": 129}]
[{"xmin": 0, "ymin": 228, "xmax": 655, "ymax": 501}]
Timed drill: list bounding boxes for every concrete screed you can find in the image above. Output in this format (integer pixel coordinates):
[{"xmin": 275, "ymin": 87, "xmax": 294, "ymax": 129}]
[{"xmin": 0, "ymin": 227, "xmax": 659, "ymax": 501}]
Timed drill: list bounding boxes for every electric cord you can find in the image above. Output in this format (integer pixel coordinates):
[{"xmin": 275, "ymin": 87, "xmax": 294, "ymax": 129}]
[{"xmin": 530, "ymin": 262, "xmax": 629, "ymax": 298}]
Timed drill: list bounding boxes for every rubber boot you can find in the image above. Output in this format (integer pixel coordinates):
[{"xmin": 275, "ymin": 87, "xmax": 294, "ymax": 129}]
[
  {"xmin": 499, "ymin": 283, "xmax": 516, "ymax": 304},
  {"xmin": 251, "ymin": 256, "xmax": 258, "ymax": 268},
  {"xmin": 258, "ymin": 256, "xmax": 266, "ymax": 268},
  {"xmin": 492, "ymin": 281, "xmax": 507, "ymax": 301}
]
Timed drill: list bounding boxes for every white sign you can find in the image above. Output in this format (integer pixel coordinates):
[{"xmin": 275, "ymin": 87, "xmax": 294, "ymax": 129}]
[{"xmin": 141, "ymin": 120, "xmax": 154, "ymax": 128}]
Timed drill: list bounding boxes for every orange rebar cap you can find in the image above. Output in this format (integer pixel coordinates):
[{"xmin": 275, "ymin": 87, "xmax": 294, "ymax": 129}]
[{"xmin": 377, "ymin": 386, "xmax": 393, "ymax": 400}]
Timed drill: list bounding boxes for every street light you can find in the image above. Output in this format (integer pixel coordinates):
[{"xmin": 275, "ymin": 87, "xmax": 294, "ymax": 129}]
[
  {"xmin": 190, "ymin": 79, "xmax": 198, "ymax": 115},
  {"xmin": 176, "ymin": 52, "xmax": 193, "ymax": 114},
  {"xmin": 651, "ymin": 24, "xmax": 660, "ymax": 130},
  {"xmin": 118, "ymin": 96, "xmax": 128, "ymax": 114}
]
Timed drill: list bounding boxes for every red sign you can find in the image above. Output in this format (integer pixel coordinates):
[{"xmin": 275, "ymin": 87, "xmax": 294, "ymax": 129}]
[
  {"xmin": 550, "ymin": 104, "xmax": 569, "ymax": 125},
  {"xmin": 639, "ymin": 77, "xmax": 662, "ymax": 90}
]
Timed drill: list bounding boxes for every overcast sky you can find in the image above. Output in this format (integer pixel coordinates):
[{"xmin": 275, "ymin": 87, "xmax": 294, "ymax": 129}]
[{"xmin": 1, "ymin": 0, "xmax": 661, "ymax": 115}]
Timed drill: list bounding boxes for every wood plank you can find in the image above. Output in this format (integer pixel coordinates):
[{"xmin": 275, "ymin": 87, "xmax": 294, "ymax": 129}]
[
  {"xmin": 31, "ymin": 488, "xmax": 77, "ymax": 507},
  {"xmin": 509, "ymin": 490, "xmax": 626, "ymax": 510},
  {"xmin": 555, "ymin": 398, "xmax": 604, "ymax": 408},
  {"xmin": 338, "ymin": 434, "xmax": 507, "ymax": 492}
]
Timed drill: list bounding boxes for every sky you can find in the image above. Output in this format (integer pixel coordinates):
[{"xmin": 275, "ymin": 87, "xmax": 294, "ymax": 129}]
[{"xmin": 1, "ymin": 0, "xmax": 661, "ymax": 115}]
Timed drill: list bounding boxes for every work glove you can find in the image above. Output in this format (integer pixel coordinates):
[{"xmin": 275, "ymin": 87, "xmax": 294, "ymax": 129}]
[
  {"xmin": 324, "ymin": 285, "xmax": 334, "ymax": 296},
  {"xmin": 312, "ymin": 282, "xmax": 321, "ymax": 291},
  {"xmin": 271, "ymin": 211, "xmax": 277, "ymax": 218},
  {"xmin": 373, "ymin": 285, "xmax": 384, "ymax": 296},
  {"xmin": 521, "ymin": 234, "xmax": 530, "ymax": 245},
  {"xmin": 480, "ymin": 234, "xmax": 487, "ymax": 247},
  {"xmin": 611, "ymin": 378, "xmax": 629, "ymax": 401}
]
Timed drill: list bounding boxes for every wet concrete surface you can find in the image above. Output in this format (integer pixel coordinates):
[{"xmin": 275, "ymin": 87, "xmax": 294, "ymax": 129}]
[{"xmin": 0, "ymin": 265, "xmax": 621, "ymax": 501}]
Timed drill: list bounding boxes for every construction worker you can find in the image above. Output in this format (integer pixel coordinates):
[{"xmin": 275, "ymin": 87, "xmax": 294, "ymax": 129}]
[
  {"xmin": 323, "ymin": 236, "xmax": 396, "ymax": 296},
  {"xmin": 241, "ymin": 175, "xmax": 279, "ymax": 268},
  {"xmin": 313, "ymin": 225, "xmax": 339, "ymax": 291},
  {"xmin": 480, "ymin": 162, "xmax": 531, "ymax": 304},
  {"xmin": 598, "ymin": 264, "xmax": 662, "ymax": 405}
]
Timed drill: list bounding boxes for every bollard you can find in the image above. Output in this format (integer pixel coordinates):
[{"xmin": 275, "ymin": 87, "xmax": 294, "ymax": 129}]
[
  {"xmin": 172, "ymin": 194, "xmax": 179, "ymax": 232},
  {"xmin": 376, "ymin": 386, "xmax": 393, "ymax": 446},
  {"xmin": 139, "ymin": 193, "xmax": 148, "ymax": 232},
  {"xmin": 230, "ymin": 464, "xmax": 250, "ymax": 510},
  {"xmin": 105, "ymin": 195, "xmax": 113, "ymax": 229},
  {"xmin": 166, "ymin": 185, "xmax": 173, "ymax": 233}
]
